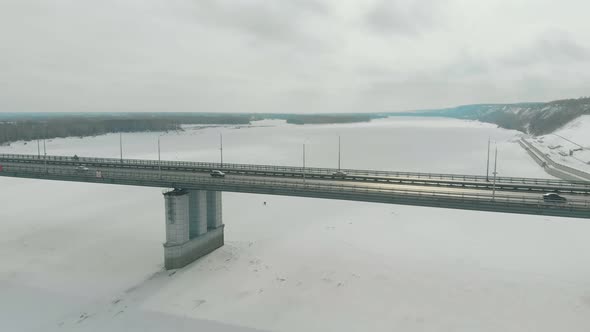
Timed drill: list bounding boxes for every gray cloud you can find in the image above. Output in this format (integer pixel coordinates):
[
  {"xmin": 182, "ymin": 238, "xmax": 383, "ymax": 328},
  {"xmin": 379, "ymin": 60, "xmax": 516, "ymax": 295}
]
[
  {"xmin": 177, "ymin": 0, "xmax": 330, "ymax": 44},
  {"xmin": 364, "ymin": 0, "xmax": 444, "ymax": 36},
  {"xmin": 0, "ymin": 0, "xmax": 589, "ymax": 113},
  {"xmin": 501, "ymin": 33, "xmax": 590, "ymax": 66}
]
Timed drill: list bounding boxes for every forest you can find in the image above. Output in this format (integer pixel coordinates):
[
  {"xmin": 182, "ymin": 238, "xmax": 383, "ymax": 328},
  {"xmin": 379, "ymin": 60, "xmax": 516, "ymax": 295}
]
[{"xmin": 0, "ymin": 114, "xmax": 251, "ymax": 145}]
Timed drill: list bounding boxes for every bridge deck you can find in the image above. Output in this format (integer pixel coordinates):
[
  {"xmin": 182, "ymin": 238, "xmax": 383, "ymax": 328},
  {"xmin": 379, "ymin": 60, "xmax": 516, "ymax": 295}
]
[
  {"xmin": 1, "ymin": 154, "xmax": 589, "ymax": 219},
  {"xmin": 2, "ymin": 153, "xmax": 590, "ymax": 194}
]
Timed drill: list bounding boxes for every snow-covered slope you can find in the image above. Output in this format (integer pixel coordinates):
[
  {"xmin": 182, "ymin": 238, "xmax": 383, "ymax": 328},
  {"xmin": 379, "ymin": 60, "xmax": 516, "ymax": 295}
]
[
  {"xmin": 553, "ymin": 115, "xmax": 590, "ymax": 145},
  {"xmin": 414, "ymin": 97, "xmax": 590, "ymax": 135},
  {"xmin": 529, "ymin": 115, "xmax": 590, "ymax": 174}
]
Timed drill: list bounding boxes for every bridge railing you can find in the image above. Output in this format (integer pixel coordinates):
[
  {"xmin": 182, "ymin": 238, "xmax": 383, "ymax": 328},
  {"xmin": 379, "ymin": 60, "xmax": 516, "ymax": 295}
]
[
  {"xmin": 2, "ymin": 163, "xmax": 589, "ymax": 211},
  {"xmin": 2, "ymin": 153, "xmax": 590, "ymax": 188}
]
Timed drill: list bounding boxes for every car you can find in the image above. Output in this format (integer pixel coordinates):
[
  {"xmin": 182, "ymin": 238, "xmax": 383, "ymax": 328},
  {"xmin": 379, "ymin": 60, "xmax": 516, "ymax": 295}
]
[
  {"xmin": 543, "ymin": 193, "xmax": 567, "ymax": 203},
  {"xmin": 332, "ymin": 171, "xmax": 347, "ymax": 177},
  {"xmin": 210, "ymin": 170, "xmax": 225, "ymax": 178},
  {"xmin": 75, "ymin": 165, "xmax": 90, "ymax": 172}
]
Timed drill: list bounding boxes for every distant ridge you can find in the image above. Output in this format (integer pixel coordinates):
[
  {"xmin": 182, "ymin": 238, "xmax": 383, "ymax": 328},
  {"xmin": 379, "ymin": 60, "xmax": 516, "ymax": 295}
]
[
  {"xmin": 390, "ymin": 97, "xmax": 590, "ymax": 135},
  {"xmin": 2, "ymin": 97, "xmax": 589, "ymax": 143}
]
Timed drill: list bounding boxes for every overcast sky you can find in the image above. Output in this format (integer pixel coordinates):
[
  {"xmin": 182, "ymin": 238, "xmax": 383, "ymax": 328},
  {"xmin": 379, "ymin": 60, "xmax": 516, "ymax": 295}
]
[{"xmin": 1, "ymin": 0, "xmax": 589, "ymax": 113}]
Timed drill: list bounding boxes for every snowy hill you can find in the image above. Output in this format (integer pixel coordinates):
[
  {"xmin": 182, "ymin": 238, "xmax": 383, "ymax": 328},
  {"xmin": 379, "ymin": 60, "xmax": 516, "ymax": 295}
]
[
  {"xmin": 552, "ymin": 115, "xmax": 590, "ymax": 145},
  {"xmin": 402, "ymin": 97, "xmax": 590, "ymax": 135},
  {"xmin": 528, "ymin": 115, "xmax": 590, "ymax": 175}
]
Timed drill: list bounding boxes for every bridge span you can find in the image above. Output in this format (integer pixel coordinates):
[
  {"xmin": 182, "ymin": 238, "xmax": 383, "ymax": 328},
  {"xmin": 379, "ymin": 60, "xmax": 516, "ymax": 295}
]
[{"xmin": 1, "ymin": 153, "xmax": 589, "ymax": 269}]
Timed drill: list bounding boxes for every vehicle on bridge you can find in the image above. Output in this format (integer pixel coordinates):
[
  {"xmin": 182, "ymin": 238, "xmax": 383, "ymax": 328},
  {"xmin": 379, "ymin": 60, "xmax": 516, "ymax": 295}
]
[
  {"xmin": 210, "ymin": 170, "xmax": 225, "ymax": 178},
  {"xmin": 332, "ymin": 171, "xmax": 347, "ymax": 177},
  {"xmin": 75, "ymin": 165, "xmax": 89, "ymax": 172},
  {"xmin": 543, "ymin": 193, "xmax": 567, "ymax": 203}
]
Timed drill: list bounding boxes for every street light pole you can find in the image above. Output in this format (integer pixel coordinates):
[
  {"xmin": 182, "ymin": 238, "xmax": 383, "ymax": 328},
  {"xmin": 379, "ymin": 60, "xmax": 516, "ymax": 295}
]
[
  {"xmin": 486, "ymin": 137, "xmax": 490, "ymax": 182},
  {"xmin": 37, "ymin": 139, "xmax": 40, "ymax": 159},
  {"xmin": 158, "ymin": 136, "xmax": 162, "ymax": 179},
  {"xmin": 43, "ymin": 138, "xmax": 47, "ymax": 173},
  {"xmin": 492, "ymin": 146, "xmax": 498, "ymax": 200},
  {"xmin": 119, "ymin": 133, "xmax": 123, "ymax": 163},
  {"xmin": 338, "ymin": 135, "xmax": 341, "ymax": 171},
  {"xmin": 303, "ymin": 143, "xmax": 306, "ymax": 184},
  {"xmin": 220, "ymin": 133, "xmax": 223, "ymax": 167},
  {"xmin": 43, "ymin": 125, "xmax": 48, "ymax": 172}
]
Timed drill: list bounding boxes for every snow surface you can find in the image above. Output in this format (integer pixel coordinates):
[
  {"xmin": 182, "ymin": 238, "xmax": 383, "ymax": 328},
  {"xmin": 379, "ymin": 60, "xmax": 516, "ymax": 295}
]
[
  {"xmin": 553, "ymin": 115, "xmax": 590, "ymax": 146},
  {"xmin": 1, "ymin": 117, "xmax": 590, "ymax": 332},
  {"xmin": 532, "ymin": 115, "xmax": 590, "ymax": 173}
]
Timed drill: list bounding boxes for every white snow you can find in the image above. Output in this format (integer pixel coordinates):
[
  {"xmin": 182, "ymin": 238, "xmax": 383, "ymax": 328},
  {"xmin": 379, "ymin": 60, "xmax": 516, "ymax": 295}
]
[
  {"xmin": 532, "ymin": 115, "xmax": 590, "ymax": 173},
  {"xmin": 1, "ymin": 117, "xmax": 590, "ymax": 332},
  {"xmin": 554, "ymin": 115, "xmax": 590, "ymax": 146}
]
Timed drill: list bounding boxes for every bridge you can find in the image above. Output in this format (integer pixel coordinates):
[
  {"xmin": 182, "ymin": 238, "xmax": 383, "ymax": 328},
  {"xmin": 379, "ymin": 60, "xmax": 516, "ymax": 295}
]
[{"xmin": 1, "ymin": 153, "xmax": 590, "ymax": 269}]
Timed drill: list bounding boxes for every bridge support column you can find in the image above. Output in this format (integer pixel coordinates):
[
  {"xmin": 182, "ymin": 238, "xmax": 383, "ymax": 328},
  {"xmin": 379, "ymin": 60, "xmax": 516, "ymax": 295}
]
[
  {"xmin": 163, "ymin": 189, "xmax": 224, "ymax": 270},
  {"xmin": 207, "ymin": 191, "xmax": 223, "ymax": 229},
  {"xmin": 189, "ymin": 190, "xmax": 207, "ymax": 238}
]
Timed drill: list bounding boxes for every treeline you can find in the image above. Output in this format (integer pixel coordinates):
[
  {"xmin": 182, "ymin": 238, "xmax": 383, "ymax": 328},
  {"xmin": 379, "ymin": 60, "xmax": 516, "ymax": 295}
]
[
  {"xmin": 0, "ymin": 114, "xmax": 251, "ymax": 144},
  {"xmin": 0, "ymin": 119, "xmax": 176, "ymax": 144},
  {"xmin": 526, "ymin": 98, "xmax": 590, "ymax": 134},
  {"xmin": 473, "ymin": 98, "xmax": 590, "ymax": 135}
]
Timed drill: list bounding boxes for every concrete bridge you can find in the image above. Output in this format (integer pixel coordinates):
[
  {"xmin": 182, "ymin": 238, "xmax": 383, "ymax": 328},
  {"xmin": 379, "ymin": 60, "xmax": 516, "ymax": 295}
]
[{"xmin": 1, "ymin": 153, "xmax": 590, "ymax": 269}]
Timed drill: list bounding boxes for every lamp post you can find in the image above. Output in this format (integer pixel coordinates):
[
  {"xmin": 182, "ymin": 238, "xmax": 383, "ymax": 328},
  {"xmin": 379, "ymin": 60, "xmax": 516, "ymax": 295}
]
[
  {"xmin": 43, "ymin": 138, "xmax": 47, "ymax": 173},
  {"xmin": 43, "ymin": 125, "xmax": 48, "ymax": 172},
  {"xmin": 119, "ymin": 133, "xmax": 123, "ymax": 163},
  {"xmin": 492, "ymin": 146, "xmax": 498, "ymax": 200},
  {"xmin": 220, "ymin": 133, "xmax": 223, "ymax": 168},
  {"xmin": 338, "ymin": 135, "xmax": 341, "ymax": 171},
  {"xmin": 486, "ymin": 137, "xmax": 490, "ymax": 181},
  {"xmin": 158, "ymin": 135, "xmax": 162, "ymax": 179},
  {"xmin": 303, "ymin": 143, "xmax": 306, "ymax": 184}
]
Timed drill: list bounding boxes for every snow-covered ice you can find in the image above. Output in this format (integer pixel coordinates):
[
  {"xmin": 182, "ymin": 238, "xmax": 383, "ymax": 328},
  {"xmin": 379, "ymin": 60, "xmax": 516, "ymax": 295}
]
[{"xmin": 1, "ymin": 117, "xmax": 589, "ymax": 332}]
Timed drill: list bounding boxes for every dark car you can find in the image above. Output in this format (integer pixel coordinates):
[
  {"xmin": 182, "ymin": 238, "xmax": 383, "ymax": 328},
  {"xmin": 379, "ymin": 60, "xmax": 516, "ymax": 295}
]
[{"xmin": 543, "ymin": 193, "xmax": 567, "ymax": 203}]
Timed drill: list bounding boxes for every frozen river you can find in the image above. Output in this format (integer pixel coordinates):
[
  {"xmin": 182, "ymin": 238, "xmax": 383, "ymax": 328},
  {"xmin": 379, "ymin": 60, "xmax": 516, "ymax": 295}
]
[{"xmin": 1, "ymin": 117, "xmax": 590, "ymax": 331}]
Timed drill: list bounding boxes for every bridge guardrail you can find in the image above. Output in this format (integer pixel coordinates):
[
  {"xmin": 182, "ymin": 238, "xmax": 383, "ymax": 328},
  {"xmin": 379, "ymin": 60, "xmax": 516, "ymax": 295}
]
[
  {"xmin": 2, "ymin": 163, "xmax": 589, "ymax": 211},
  {"xmin": 2, "ymin": 153, "xmax": 589, "ymax": 189}
]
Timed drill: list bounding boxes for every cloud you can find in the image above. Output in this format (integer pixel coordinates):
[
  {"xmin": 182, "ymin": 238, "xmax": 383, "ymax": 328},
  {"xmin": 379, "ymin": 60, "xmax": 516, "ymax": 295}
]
[
  {"xmin": 176, "ymin": 0, "xmax": 330, "ymax": 44},
  {"xmin": 0, "ymin": 0, "xmax": 590, "ymax": 113},
  {"xmin": 364, "ymin": 0, "xmax": 444, "ymax": 36},
  {"xmin": 501, "ymin": 32, "xmax": 590, "ymax": 66}
]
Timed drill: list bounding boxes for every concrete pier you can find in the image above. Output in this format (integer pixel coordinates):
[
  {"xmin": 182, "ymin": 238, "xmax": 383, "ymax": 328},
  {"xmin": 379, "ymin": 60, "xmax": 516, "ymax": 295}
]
[
  {"xmin": 207, "ymin": 190, "xmax": 223, "ymax": 229},
  {"xmin": 189, "ymin": 190, "xmax": 207, "ymax": 238},
  {"xmin": 163, "ymin": 189, "xmax": 224, "ymax": 269}
]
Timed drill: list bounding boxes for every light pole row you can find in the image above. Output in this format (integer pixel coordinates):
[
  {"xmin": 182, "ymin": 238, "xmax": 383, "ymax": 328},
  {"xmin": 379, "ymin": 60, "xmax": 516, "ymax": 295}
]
[
  {"xmin": 42, "ymin": 131, "xmax": 341, "ymax": 183},
  {"xmin": 158, "ymin": 133, "xmax": 336, "ymax": 183},
  {"xmin": 39, "ymin": 131, "xmax": 502, "ymax": 199}
]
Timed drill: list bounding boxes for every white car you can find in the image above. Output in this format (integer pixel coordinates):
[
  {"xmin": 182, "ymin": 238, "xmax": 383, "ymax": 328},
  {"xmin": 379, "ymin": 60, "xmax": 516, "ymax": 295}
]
[
  {"xmin": 75, "ymin": 165, "xmax": 89, "ymax": 172},
  {"xmin": 543, "ymin": 193, "xmax": 567, "ymax": 203},
  {"xmin": 332, "ymin": 171, "xmax": 347, "ymax": 177},
  {"xmin": 210, "ymin": 170, "xmax": 225, "ymax": 178}
]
